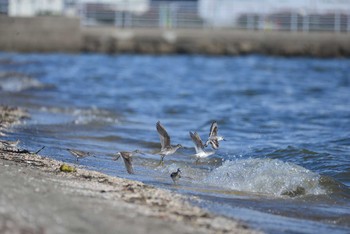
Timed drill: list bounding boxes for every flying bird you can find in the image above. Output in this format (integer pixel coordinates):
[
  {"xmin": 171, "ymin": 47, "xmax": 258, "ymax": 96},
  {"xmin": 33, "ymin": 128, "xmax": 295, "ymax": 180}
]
[
  {"xmin": 204, "ymin": 121, "xmax": 225, "ymax": 150},
  {"xmin": 114, "ymin": 151, "xmax": 138, "ymax": 174},
  {"xmin": 156, "ymin": 121, "xmax": 182, "ymax": 165},
  {"xmin": 189, "ymin": 131, "xmax": 215, "ymax": 158},
  {"xmin": 66, "ymin": 149, "xmax": 91, "ymax": 162}
]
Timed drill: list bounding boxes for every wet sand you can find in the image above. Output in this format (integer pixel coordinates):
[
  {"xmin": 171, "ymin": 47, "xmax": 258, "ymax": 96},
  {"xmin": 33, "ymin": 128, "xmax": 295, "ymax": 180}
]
[{"xmin": 0, "ymin": 106, "xmax": 259, "ymax": 234}]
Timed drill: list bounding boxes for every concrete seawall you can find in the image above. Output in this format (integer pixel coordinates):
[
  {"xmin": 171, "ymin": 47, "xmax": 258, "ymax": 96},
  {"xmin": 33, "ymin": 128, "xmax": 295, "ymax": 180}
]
[
  {"xmin": 1, "ymin": 16, "xmax": 350, "ymax": 57},
  {"xmin": 82, "ymin": 27, "xmax": 350, "ymax": 57},
  {"xmin": 0, "ymin": 16, "xmax": 81, "ymax": 52}
]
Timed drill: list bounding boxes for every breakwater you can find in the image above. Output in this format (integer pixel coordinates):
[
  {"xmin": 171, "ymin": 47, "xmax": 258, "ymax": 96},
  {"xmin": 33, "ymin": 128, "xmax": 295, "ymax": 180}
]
[
  {"xmin": 0, "ymin": 16, "xmax": 80, "ymax": 52},
  {"xmin": 1, "ymin": 16, "xmax": 350, "ymax": 57}
]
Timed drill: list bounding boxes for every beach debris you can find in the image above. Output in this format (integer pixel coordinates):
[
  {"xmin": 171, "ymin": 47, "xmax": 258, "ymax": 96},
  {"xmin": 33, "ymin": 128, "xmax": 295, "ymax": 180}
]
[
  {"xmin": 59, "ymin": 164, "xmax": 76, "ymax": 173},
  {"xmin": 34, "ymin": 146, "xmax": 45, "ymax": 154},
  {"xmin": 0, "ymin": 105, "xmax": 30, "ymax": 125},
  {"xmin": 0, "ymin": 141, "xmax": 45, "ymax": 155},
  {"xmin": 0, "ymin": 139, "xmax": 20, "ymax": 151}
]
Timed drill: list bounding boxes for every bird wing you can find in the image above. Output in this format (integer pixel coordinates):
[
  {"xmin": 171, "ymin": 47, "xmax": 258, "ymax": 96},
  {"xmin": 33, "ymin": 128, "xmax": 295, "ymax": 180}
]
[
  {"xmin": 189, "ymin": 131, "xmax": 204, "ymax": 154},
  {"xmin": 120, "ymin": 151, "xmax": 132, "ymax": 158},
  {"xmin": 67, "ymin": 149, "xmax": 88, "ymax": 158},
  {"xmin": 209, "ymin": 121, "xmax": 218, "ymax": 137},
  {"xmin": 67, "ymin": 149, "xmax": 77, "ymax": 156},
  {"xmin": 210, "ymin": 140, "xmax": 219, "ymax": 150},
  {"xmin": 121, "ymin": 153, "xmax": 134, "ymax": 174},
  {"xmin": 156, "ymin": 121, "xmax": 171, "ymax": 149}
]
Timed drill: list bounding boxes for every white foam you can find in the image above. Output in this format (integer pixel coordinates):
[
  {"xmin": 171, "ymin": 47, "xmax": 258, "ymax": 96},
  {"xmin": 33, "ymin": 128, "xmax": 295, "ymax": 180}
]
[
  {"xmin": 201, "ymin": 158, "xmax": 326, "ymax": 197},
  {"xmin": 0, "ymin": 76, "xmax": 43, "ymax": 92},
  {"xmin": 72, "ymin": 108, "xmax": 120, "ymax": 125}
]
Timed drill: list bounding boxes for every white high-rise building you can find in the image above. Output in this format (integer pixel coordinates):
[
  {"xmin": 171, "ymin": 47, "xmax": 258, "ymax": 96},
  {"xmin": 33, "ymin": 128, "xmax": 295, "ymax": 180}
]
[
  {"xmin": 9, "ymin": 0, "xmax": 64, "ymax": 16},
  {"xmin": 8, "ymin": 0, "xmax": 149, "ymax": 17}
]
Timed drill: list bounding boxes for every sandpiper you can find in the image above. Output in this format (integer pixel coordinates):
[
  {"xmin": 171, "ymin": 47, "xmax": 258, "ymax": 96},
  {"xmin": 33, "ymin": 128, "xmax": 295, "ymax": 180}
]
[
  {"xmin": 204, "ymin": 121, "xmax": 225, "ymax": 150},
  {"xmin": 170, "ymin": 168, "xmax": 181, "ymax": 184},
  {"xmin": 189, "ymin": 131, "xmax": 215, "ymax": 158},
  {"xmin": 114, "ymin": 150, "xmax": 142, "ymax": 174},
  {"xmin": 156, "ymin": 121, "xmax": 182, "ymax": 165},
  {"xmin": 66, "ymin": 149, "xmax": 91, "ymax": 162}
]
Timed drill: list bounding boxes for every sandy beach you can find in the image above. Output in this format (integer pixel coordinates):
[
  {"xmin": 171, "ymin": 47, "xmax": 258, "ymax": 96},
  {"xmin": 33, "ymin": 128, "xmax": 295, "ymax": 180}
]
[{"xmin": 0, "ymin": 105, "xmax": 259, "ymax": 234}]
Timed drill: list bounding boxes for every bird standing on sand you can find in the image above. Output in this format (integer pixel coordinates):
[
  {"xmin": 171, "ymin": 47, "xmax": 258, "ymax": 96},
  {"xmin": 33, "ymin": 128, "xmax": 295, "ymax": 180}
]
[
  {"xmin": 66, "ymin": 149, "xmax": 91, "ymax": 162},
  {"xmin": 204, "ymin": 121, "xmax": 225, "ymax": 150},
  {"xmin": 114, "ymin": 150, "xmax": 142, "ymax": 174},
  {"xmin": 156, "ymin": 121, "xmax": 182, "ymax": 165},
  {"xmin": 189, "ymin": 131, "xmax": 214, "ymax": 158},
  {"xmin": 170, "ymin": 168, "xmax": 181, "ymax": 184}
]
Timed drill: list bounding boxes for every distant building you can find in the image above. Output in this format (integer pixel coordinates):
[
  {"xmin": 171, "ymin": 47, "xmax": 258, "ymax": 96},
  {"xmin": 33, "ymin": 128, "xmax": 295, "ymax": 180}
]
[
  {"xmin": 78, "ymin": 0, "xmax": 150, "ymax": 25},
  {"xmin": 79, "ymin": 0, "xmax": 149, "ymax": 14},
  {"xmin": 8, "ymin": 0, "xmax": 64, "ymax": 16},
  {"xmin": 199, "ymin": 0, "xmax": 350, "ymax": 27},
  {"xmin": 7, "ymin": 0, "xmax": 149, "ymax": 17}
]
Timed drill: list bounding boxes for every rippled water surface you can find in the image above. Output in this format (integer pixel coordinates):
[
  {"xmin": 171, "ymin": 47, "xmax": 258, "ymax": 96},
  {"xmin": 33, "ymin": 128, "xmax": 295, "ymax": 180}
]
[{"xmin": 1, "ymin": 53, "xmax": 350, "ymax": 233}]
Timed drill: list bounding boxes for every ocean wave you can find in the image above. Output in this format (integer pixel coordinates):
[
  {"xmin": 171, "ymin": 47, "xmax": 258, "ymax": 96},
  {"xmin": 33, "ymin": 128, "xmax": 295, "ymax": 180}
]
[
  {"xmin": 39, "ymin": 106, "xmax": 121, "ymax": 125},
  {"xmin": 0, "ymin": 72, "xmax": 48, "ymax": 92},
  {"xmin": 201, "ymin": 158, "xmax": 326, "ymax": 197},
  {"xmin": 71, "ymin": 107, "xmax": 120, "ymax": 125}
]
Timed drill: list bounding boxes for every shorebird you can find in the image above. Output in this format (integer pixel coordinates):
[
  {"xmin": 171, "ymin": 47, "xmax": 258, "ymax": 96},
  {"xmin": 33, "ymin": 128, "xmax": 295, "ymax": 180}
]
[
  {"xmin": 0, "ymin": 139, "xmax": 20, "ymax": 149},
  {"xmin": 170, "ymin": 168, "xmax": 181, "ymax": 184},
  {"xmin": 189, "ymin": 131, "xmax": 215, "ymax": 158},
  {"xmin": 156, "ymin": 121, "xmax": 182, "ymax": 166},
  {"xmin": 114, "ymin": 150, "xmax": 142, "ymax": 174},
  {"xmin": 66, "ymin": 149, "xmax": 91, "ymax": 162},
  {"xmin": 204, "ymin": 121, "xmax": 225, "ymax": 150}
]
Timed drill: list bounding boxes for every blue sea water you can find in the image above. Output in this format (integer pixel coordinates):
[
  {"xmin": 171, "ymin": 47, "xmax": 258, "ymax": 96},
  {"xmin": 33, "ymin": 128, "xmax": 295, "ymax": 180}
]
[{"xmin": 0, "ymin": 53, "xmax": 350, "ymax": 233}]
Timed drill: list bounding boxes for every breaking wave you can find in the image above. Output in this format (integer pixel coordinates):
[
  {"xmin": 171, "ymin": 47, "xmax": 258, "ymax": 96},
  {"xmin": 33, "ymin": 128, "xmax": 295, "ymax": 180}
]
[
  {"xmin": 202, "ymin": 158, "xmax": 326, "ymax": 197},
  {"xmin": 0, "ymin": 72, "xmax": 49, "ymax": 92}
]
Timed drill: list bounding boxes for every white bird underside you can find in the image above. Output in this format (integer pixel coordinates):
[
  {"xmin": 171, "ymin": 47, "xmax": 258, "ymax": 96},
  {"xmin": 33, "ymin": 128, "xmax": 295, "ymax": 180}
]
[
  {"xmin": 195, "ymin": 151, "xmax": 214, "ymax": 158},
  {"xmin": 189, "ymin": 131, "xmax": 214, "ymax": 158},
  {"xmin": 159, "ymin": 146, "xmax": 177, "ymax": 156}
]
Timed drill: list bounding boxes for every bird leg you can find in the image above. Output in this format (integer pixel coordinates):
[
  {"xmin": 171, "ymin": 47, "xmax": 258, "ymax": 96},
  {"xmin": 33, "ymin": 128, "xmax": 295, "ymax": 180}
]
[
  {"xmin": 157, "ymin": 156, "xmax": 165, "ymax": 166},
  {"xmin": 195, "ymin": 158, "xmax": 200, "ymax": 165}
]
